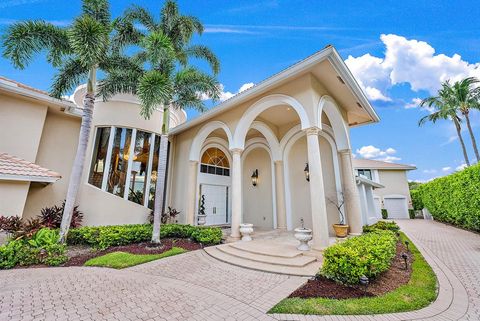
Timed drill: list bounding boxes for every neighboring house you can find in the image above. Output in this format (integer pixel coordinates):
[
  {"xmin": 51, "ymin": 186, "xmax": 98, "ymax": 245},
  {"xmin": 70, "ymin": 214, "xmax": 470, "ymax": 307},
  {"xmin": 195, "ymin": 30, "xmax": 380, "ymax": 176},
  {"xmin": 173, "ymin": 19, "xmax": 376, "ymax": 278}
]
[
  {"xmin": 353, "ymin": 159, "xmax": 416, "ymax": 219},
  {"xmin": 0, "ymin": 46, "xmax": 380, "ymax": 249}
]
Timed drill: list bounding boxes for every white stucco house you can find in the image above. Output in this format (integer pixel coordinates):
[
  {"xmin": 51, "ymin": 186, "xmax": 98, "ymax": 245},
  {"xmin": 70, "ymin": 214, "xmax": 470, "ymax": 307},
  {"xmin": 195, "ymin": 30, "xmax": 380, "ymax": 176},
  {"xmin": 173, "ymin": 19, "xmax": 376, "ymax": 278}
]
[
  {"xmin": 353, "ymin": 159, "xmax": 416, "ymax": 220},
  {"xmin": 0, "ymin": 45, "xmax": 381, "ymax": 251}
]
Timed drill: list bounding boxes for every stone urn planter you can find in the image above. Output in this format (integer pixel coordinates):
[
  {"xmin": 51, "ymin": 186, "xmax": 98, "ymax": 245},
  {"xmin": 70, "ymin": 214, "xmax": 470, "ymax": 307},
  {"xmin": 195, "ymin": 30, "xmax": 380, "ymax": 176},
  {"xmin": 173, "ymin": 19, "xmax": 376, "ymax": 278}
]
[
  {"xmin": 332, "ymin": 224, "xmax": 349, "ymax": 238},
  {"xmin": 239, "ymin": 223, "xmax": 254, "ymax": 241},
  {"xmin": 197, "ymin": 214, "xmax": 207, "ymax": 226},
  {"xmin": 294, "ymin": 227, "xmax": 313, "ymax": 251}
]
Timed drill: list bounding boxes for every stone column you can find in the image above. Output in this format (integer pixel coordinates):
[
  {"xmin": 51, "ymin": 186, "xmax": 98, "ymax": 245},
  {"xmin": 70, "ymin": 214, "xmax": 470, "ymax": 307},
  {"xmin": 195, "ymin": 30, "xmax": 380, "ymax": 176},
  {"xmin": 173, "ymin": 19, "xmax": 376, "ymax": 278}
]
[
  {"xmin": 274, "ymin": 160, "xmax": 287, "ymax": 229},
  {"xmin": 185, "ymin": 160, "xmax": 199, "ymax": 225},
  {"xmin": 339, "ymin": 149, "xmax": 363, "ymax": 235},
  {"xmin": 230, "ymin": 148, "xmax": 243, "ymax": 239},
  {"xmin": 305, "ymin": 127, "xmax": 330, "ymax": 250}
]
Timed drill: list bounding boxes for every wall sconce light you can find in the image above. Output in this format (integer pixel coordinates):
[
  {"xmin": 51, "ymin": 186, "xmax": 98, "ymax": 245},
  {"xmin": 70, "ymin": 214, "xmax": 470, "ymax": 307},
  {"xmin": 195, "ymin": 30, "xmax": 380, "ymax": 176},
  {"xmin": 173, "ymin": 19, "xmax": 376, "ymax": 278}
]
[
  {"xmin": 251, "ymin": 169, "xmax": 259, "ymax": 186},
  {"xmin": 304, "ymin": 163, "xmax": 310, "ymax": 182}
]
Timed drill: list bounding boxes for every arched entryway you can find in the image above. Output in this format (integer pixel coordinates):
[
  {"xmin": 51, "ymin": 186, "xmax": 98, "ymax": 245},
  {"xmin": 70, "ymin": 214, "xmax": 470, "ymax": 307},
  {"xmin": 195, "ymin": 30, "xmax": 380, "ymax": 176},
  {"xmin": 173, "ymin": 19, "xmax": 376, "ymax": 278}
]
[
  {"xmin": 242, "ymin": 141, "xmax": 275, "ymax": 229},
  {"xmin": 197, "ymin": 146, "xmax": 232, "ymax": 225}
]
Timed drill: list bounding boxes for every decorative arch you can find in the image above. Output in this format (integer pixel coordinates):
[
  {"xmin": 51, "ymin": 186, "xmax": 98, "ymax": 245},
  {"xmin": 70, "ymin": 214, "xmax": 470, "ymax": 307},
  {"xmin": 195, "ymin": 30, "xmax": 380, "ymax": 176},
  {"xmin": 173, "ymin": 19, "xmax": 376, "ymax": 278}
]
[
  {"xmin": 281, "ymin": 127, "xmax": 343, "ymax": 230},
  {"xmin": 249, "ymin": 121, "xmax": 282, "ymax": 161},
  {"xmin": 241, "ymin": 139, "xmax": 277, "ymax": 229},
  {"xmin": 317, "ymin": 95, "xmax": 350, "ymax": 150},
  {"xmin": 189, "ymin": 121, "xmax": 233, "ymax": 162},
  {"xmin": 232, "ymin": 94, "xmax": 311, "ymax": 149}
]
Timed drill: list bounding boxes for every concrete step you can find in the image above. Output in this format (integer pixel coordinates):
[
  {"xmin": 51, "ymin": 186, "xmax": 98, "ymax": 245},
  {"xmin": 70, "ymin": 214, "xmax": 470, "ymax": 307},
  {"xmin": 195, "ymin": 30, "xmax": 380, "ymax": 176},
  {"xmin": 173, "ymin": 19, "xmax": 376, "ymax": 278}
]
[
  {"xmin": 229, "ymin": 241, "xmax": 302, "ymax": 258},
  {"xmin": 217, "ymin": 244, "xmax": 316, "ymax": 267},
  {"xmin": 204, "ymin": 246, "xmax": 321, "ymax": 277}
]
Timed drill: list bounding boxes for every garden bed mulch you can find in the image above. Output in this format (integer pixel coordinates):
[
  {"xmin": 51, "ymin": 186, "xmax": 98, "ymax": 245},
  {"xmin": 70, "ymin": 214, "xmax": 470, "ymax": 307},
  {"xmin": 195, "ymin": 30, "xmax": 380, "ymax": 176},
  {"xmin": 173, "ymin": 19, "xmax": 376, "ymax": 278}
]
[
  {"xmin": 64, "ymin": 238, "xmax": 202, "ymax": 267},
  {"xmin": 288, "ymin": 240, "xmax": 413, "ymax": 299}
]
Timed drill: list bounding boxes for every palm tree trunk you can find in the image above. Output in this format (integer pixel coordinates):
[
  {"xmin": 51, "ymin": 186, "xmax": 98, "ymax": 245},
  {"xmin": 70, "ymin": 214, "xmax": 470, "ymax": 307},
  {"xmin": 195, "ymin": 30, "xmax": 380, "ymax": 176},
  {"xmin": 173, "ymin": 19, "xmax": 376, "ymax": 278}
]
[
  {"xmin": 59, "ymin": 68, "xmax": 96, "ymax": 243},
  {"xmin": 151, "ymin": 105, "xmax": 170, "ymax": 243},
  {"xmin": 453, "ymin": 117, "xmax": 470, "ymax": 167},
  {"xmin": 464, "ymin": 112, "xmax": 480, "ymax": 163}
]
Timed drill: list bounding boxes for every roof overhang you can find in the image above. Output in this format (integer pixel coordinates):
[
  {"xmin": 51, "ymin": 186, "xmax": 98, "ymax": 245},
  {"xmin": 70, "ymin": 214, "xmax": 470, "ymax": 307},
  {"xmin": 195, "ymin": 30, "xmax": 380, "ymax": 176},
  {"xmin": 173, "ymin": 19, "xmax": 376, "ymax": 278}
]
[
  {"xmin": 356, "ymin": 175, "xmax": 384, "ymax": 189},
  {"xmin": 170, "ymin": 46, "xmax": 379, "ymax": 136},
  {"xmin": 0, "ymin": 174, "xmax": 60, "ymax": 184},
  {"xmin": 0, "ymin": 78, "xmax": 77, "ymax": 113}
]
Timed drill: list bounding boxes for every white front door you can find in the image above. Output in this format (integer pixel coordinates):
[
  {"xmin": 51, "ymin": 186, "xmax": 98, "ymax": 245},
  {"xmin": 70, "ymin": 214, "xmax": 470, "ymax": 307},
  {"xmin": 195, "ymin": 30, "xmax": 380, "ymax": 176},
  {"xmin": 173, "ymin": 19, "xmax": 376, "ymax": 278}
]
[{"xmin": 200, "ymin": 184, "xmax": 229, "ymax": 225}]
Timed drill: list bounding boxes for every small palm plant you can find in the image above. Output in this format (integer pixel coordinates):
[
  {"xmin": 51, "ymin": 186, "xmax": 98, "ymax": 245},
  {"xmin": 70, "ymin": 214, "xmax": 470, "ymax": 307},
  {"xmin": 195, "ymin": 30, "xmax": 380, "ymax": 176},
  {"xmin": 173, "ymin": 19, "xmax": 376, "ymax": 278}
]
[
  {"xmin": 420, "ymin": 82, "xmax": 470, "ymax": 166},
  {"xmin": 2, "ymin": 0, "xmax": 129, "ymax": 243},
  {"xmin": 99, "ymin": 1, "xmax": 220, "ymax": 244}
]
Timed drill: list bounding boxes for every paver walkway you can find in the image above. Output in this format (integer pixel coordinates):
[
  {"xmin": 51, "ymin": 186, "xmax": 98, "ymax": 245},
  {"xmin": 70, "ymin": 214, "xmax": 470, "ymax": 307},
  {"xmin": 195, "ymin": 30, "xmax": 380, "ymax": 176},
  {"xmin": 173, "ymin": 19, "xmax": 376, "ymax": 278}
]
[{"xmin": 0, "ymin": 219, "xmax": 478, "ymax": 321}]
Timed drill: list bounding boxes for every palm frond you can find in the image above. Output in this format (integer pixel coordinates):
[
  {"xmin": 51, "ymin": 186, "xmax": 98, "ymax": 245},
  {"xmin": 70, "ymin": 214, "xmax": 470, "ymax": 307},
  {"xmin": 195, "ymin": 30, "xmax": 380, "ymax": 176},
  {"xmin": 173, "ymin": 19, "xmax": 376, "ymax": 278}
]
[
  {"xmin": 137, "ymin": 70, "xmax": 172, "ymax": 119},
  {"xmin": 82, "ymin": 0, "xmax": 111, "ymax": 28},
  {"xmin": 111, "ymin": 18, "xmax": 144, "ymax": 54},
  {"xmin": 68, "ymin": 15, "xmax": 109, "ymax": 68},
  {"xmin": 97, "ymin": 69, "xmax": 141, "ymax": 100},
  {"xmin": 185, "ymin": 45, "xmax": 220, "ymax": 74},
  {"xmin": 142, "ymin": 31, "xmax": 175, "ymax": 67},
  {"xmin": 121, "ymin": 5, "xmax": 157, "ymax": 31},
  {"xmin": 50, "ymin": 58, "xmax": 89, "ymax": 98},
  {"xmin": 2, "ymin": 21, "xmax": 70, "ymax": 69}
]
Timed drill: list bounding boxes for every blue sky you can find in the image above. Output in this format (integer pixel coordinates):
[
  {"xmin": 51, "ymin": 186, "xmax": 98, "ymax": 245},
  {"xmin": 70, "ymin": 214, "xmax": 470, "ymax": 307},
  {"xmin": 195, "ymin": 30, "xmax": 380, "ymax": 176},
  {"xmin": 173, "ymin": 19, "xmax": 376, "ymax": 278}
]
[{"xmin": 1, "ymin": 0, "xmax": 480, "ymax": 182}]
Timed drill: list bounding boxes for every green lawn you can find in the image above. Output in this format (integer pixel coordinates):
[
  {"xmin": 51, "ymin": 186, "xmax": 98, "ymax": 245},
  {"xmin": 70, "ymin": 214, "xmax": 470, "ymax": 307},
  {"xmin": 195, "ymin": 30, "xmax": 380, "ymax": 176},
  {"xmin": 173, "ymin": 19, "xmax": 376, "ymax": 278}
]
[
  {"xmin": 84, "ymin": 247, "xmax": 187, "ymax": 269},
  {"xmin": 269, "ymin": 233, "xmax": 437, "ymax": 315}
]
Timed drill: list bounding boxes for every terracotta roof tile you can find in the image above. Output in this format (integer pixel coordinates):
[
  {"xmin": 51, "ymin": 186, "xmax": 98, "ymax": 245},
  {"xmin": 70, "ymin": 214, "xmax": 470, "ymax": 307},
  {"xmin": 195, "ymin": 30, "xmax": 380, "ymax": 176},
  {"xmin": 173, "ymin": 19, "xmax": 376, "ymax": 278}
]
[{"xmin": 0, "ymin": 153, "xmax": 61, "ymax": 182}]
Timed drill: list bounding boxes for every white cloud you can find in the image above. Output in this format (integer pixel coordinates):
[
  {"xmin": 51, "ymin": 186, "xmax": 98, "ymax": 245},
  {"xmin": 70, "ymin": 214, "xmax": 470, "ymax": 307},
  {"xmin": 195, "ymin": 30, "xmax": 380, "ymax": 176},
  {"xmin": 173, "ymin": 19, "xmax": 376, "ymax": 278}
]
[
  {"xmin": 423, "ymin": 169, "xmax": 437, "ymax": 174},
  {"xmin": 202, "ymin": 82, "xmax": 255, "ymax": 102},
  {"xmin": 456, "ymin": 163, "xmax": 467, "ymax": 171},
  {"xmin": 345, "ymin": 34, "xmax": 480, "ymax": 101},
  {"xmin": 356, "ymin": 145, "xmax": 401, "ymax": 162},
  {"xmin": 442, "ymin": 166, "xmax": 452, "ymax": 172}
]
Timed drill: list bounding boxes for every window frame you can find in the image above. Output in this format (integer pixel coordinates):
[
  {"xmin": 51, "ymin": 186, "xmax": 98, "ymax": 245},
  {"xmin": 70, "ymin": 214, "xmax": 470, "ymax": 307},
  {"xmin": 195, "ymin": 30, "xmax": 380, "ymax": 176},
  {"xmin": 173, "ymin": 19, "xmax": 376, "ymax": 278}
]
[{"xmin": 88, "ymin": 126, "xmax": 162, "ymax": 208}]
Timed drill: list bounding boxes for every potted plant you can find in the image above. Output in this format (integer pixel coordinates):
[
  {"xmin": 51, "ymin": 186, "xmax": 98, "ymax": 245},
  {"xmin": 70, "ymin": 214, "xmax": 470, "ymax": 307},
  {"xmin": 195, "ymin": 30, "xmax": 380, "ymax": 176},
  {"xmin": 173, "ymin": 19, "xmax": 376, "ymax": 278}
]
[
  {"xmin": 328, "ymin": 193, "xmax": 349, "ymax": 238},
  {"xmin": 197, "ymin": 195, "xmax": 207, "ymax": 226}
]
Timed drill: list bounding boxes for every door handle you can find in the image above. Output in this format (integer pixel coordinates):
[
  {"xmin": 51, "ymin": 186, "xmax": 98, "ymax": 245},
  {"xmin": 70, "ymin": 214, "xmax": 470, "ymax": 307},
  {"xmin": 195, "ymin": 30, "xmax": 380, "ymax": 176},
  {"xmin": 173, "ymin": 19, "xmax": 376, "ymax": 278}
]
[{"xmin": 213, "ymin": 207, "xmax": 216, "ymax": 214}]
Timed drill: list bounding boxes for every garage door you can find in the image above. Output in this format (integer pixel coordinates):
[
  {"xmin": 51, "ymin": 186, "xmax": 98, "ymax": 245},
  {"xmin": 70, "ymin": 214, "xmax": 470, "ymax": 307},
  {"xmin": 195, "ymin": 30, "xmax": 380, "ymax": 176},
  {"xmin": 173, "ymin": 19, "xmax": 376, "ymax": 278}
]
[{"xmin": 384, "ymin": 197, "xmax": 408, "ymax": 219}]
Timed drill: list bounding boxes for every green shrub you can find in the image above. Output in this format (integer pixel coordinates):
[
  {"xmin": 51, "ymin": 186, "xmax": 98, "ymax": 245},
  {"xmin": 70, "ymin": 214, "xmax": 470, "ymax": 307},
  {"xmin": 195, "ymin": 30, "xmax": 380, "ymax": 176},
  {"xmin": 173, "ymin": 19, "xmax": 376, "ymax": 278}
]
[
  {"xmin": 408, "ymin": 209, "xmax": 415, "ymax": 219},
  {"xmin": 67, "ymin": 224, "xmax": 222, "ymax": 250},
  {"xmin": 416, "ymin": 163, "xmax": 480, "ymax": 231},
  {"xmin": 381, "ymin": 209, "xmax": 388, "ymax": 219},
  {"xmin": 191, "ymin": 227, "xmax": 223, "ymax": 245},
  {"xmin": 0, "ymin": 228, "xmax": 67, "ymax": 269},
  {"xmin": 321, "ymin": 230, "xmax": 397, "ymax": 285},
  {"xmin": 363, "ymin": 221, "xmax": 400, "ymax": 233},
  {"xmin": 410, "ymin": 189, "xmax": 424, "ymax": 210}
]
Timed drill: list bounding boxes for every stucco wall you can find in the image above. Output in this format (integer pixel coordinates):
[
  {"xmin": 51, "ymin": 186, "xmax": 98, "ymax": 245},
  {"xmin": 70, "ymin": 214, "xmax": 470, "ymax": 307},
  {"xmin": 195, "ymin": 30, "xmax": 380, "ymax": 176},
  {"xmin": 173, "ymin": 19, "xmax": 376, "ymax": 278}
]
[
  {"xmin": 242, "ymin": 147, "xmax": 274, "ymax": 229},
  {"xmin": 0, "ymin": 181, "xmax": 30, "ymax": 217},
  {"xmin": 23, "ymin": 111, "xmax": 80, "ymax": 220},
  {"xmin": 0, "ymin": 93, "xmax": 48, "ymax": 162},
  {"xmin": 375, "ymin": 170, "xmax": 412, "ymax": 208}
]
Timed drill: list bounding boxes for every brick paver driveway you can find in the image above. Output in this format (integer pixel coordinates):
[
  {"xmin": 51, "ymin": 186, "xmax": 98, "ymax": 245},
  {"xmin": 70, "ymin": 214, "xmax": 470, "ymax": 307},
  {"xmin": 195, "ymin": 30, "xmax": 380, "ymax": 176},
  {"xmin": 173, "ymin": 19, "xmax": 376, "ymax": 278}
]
[{"xmin": 0, "ymin": 219, "xmax": 478, "ymax": 321}]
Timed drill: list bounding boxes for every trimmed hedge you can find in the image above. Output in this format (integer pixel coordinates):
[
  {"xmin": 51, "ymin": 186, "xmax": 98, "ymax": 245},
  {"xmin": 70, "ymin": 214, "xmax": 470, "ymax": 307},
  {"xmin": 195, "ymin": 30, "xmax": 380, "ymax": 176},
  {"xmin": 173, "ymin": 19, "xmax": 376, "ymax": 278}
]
[
  {"xmin": 321, "ymin": 230, "xmax": 397, "ymax": 285},
  {"xmin": 415, "ymin": 163, "xmax": 480, "ymax": 231},
  {"xmin": 381, "ymin": 209, "xmax": 388, "ymax": 219},
  {"xmin": 67, "ymin": 224, "xmax": 222, "ymax": 250},
  {"xmin": 363, "ymin": 221, "xmax": 400, "ymax": 233}
]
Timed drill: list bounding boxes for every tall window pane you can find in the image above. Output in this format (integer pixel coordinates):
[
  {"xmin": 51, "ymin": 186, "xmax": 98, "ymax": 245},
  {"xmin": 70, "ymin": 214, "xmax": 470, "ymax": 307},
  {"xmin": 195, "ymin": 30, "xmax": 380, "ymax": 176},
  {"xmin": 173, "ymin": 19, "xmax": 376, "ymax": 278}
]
[
  {"xmin": 107, "ymin": 127, "xmax": 133, "ymax": 197},
  {"xmin": 88, "ymin": 127, "xmax": 111, "ymax": 188},
  {"xmin": 128, "ymin": 131, "xmax": 151, "ymax": 205},
  {"xmin": 147, "ymin": 135, "xmax": 161, "ymax": 209}
]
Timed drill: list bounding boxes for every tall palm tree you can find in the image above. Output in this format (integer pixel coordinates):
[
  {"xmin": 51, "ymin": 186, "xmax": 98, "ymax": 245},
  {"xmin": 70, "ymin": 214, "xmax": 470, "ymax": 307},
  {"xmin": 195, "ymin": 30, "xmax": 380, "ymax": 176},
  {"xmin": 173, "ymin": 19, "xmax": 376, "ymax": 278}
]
[
  {"xmin": 99, "ymin": 1, "xmax": 220, "ymax": 244},
  {"xmin": 419, "ymin": 84, "xmax": 470, "ymax": 166},
  {"xmin": 444, "ymin": 78, "xmax": 480, "ymax": 163},
  {"xmin": 2, "ymin": 0, "xmax": 127, "ymax": 243}
]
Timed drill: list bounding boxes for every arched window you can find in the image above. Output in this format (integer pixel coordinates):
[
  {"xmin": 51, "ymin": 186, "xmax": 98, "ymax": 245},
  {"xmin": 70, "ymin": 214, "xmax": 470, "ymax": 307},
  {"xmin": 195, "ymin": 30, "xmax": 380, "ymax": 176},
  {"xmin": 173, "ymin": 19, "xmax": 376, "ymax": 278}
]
[{"xmin": 200, "ymin": 147, "xmax": 230, "ymax": 176}]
